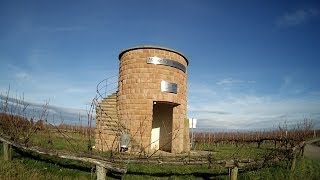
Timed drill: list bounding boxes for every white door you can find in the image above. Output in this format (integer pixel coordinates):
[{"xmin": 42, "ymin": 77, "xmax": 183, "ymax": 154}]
[{"xmin": 151, "ymin": 127, "xmax": 160, "ymax": 150}]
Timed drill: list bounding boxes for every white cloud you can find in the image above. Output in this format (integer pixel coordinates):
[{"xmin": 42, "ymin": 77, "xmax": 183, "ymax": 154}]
[
  {"xmin": 188, "ymin": 79, "xmax": 320, "ymax": 130},
  {"xmin": 188, "ymin": 82, "xmax": 217, "ymax": 97},
  {"xmin": 27, "ymin": 49, "xmax": 48, "ymax": 68},
  {"xmin": 277, "ymin": 8, "xmax": 319, "ymax": 27},
  {"xmin": 216, "ymin": 78, "xmax": 243, "ymax": 85},
  {"xmin": 279, "ymin": 76, "xmax": 306, "ymax": 95},
  {"xmin": 15, "ymin": 72, "xmax": 31, "ymax": 81},
  {"xmin": 2, "ymin": 60, "xmax": 100, "ymax": 110},
  {"xmin": 190, "ymin": 97, "xmax": 320, "ymax": 130},
  {"xmin": 6, "ymin": 64, "xmax": 33, "ymax": 84},
  {"xmin": 0, "ymin": 94, "xmax": 89, "ymax": 124}
]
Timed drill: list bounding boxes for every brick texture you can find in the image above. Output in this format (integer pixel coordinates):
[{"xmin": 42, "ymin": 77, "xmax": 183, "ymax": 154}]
[{"xmin": 96, "ymin": 46, "xmax": 190, "ymax": 154}]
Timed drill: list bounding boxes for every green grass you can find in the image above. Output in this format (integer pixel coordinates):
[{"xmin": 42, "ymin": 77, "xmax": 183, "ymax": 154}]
[
  {"xmin": 239, "ymin": 157, "xmax": 320, "ymax": 180},
  {"xmin": 312, "ymin": 140, "xmax": 320, "ymax": 147},
  {"xmin": 194, "ymin": 142, "xmax": 275, "ymax": 160},
  {"xmin": 3, "ymin": 153, "xmax": 319, "ymax": 180},
  {"xmin": 29, "ymin": 131, "xmax": 91, "ymax": 152},
  {"xmin": 1, "ymin": 129, "xmax": 320, "ymax": 179},
  {"xmin": 0, "ymin": 143, "xmax": 95, "ymax": 180},
  {"xmin": 124, "ymin": 163, "xmax": 227, "ymax": 179}
]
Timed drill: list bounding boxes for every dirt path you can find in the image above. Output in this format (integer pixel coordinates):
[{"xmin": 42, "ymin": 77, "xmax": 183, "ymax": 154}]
[{"xmin": 304, "ymin": 138, "xmax": 320, "ymax": 160}]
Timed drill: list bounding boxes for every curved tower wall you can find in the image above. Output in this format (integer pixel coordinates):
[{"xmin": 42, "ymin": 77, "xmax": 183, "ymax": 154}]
[{"xmin": 117, "ymin": 46, "xmax": 189, "ymax": 153}]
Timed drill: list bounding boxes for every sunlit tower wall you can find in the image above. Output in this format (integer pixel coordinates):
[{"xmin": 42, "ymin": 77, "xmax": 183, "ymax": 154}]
[{"xmin": 117, "ymin": 46, "xmax": 190, "ymax": 153}]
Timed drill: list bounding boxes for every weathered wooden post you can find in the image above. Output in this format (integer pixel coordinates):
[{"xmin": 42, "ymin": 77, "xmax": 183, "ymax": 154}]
[
  {"xmin": 3, "ymin": 142, "xmax": 12, "ymax": 161},
  {"xmin": 291, "ymin": 154, "xmax": 297, "ymax": 171},
  {"xmin": 230, "ymin": 167, "xmax": 238, "ymax": 180},
  {"xmin": 300, "ymin": 144, "xmax": 305, "ymax": 157},
  {"xmin": 226, "ymin": 160, "xmax": 238, "ymax": 180},
  {"xmin": 96, "ymin": 165, "xmax": 106, "ymax": 180}
]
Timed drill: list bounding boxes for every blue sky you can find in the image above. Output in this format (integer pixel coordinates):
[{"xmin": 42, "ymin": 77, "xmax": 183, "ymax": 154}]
[{"xmin": 1, "ymin": 0, "xmax": 320, "ymax": 130}]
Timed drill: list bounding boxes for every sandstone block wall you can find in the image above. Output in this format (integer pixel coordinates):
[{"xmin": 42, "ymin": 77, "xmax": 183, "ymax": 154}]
[
  {"xmin": 117, "ymin": 46, "xmax": 190, "ymax": 153},
  {"xmin": 95, "ymin": 93, "xmax": 121, "ymax": 151}
]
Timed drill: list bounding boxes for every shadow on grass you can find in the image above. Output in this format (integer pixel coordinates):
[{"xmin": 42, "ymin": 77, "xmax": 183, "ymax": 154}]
[
  {"xmin": 13, "ymin": 147, "xmax": 93, "ymax": 172},
  {"xmin": 8, "ymin": 145, "xmax": 291, "ymax": 180},
  {"xmin": 125, "ymin": 171, "xmax": 229, "ymax": 179}
]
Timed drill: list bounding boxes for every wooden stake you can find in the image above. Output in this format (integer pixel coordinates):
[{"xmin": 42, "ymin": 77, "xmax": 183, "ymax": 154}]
[
  {"xmin": 230, "ymin": 167, "xmax": 238, "ymax": 180},
  {"xmin": 291, "ymin": 154, "xmax": 297, "ymax": 171},
  {"xmin": 96, "ymin": 165, "xmax": 106, "ymax": 180},
  {"xmin": 300, "ymin": 144, "xmax": 305, "ymax": 157},
  {"xmin": 3, "ymin": 142, "xmax": 12, "ymax": 161}
]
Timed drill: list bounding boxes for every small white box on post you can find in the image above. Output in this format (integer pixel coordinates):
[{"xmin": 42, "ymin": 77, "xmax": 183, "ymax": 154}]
[{"xmin": 189, "ymin": 118, "xmax": 197, "ymax": 149}]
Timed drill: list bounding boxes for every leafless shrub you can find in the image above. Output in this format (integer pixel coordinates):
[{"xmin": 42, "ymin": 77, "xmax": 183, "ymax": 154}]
[{"xmin": 0, "ymin": 87, "xmax": 49, "ymax": 146}]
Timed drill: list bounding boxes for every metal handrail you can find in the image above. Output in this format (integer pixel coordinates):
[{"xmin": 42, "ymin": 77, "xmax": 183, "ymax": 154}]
[{"xmin": 96, "ymin": 75, "xmax": 118, "ymax": 99}]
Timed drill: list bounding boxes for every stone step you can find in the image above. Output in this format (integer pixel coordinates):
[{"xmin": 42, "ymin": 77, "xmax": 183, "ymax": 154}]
[
  {"xmin": 100, "ymin": 100, "xmax": 117, "ymax": 104},
  {"xmin": 101, "ymin": 102, "xmax": 116, "ymax": 105},
  {"xmin": 100, "ymin": 117, "xmax": 118, "ymax": 120},
  {"xmin": 97, "ymin": 110, "xmax": 117, "ymax": 115},
  {"xmin": 101, "ymin": 124, "xmax": 119, "ymax": 128},
  {"xmin": 96, "ymin": 115, "xmax": 118, "ymax": 119},
  {"xmin": 99, "ymin": 126, "xmax": 119, "ymax": 130},
  {"xmin": 103, "ymin": 94, "xmax": 117, "ymax": 99},
  {"xmin": 96, "ymin": 109, "xmax": 117, "ymax": 114},
  {"xmin": 101, "ymin": 99, "xmax": 117, "ymax": 104},
  {"xmin": 103, "ymin": 97, "xmax": 116, "ymax": 100},
  {"xmin": 102, "ymin": 127, "xmax": 120, "ymax": 131},
  {"xmin": 99, "ymin": 102, "xmax": 117, "ymax": 107},
  {"xmin": 97, "ymin": 117, "xmax": 118, "ymax": 121},
  {"xmin": 100, "ymin": 99, "xmax": 117, "ymax": 104},
  {"xmin": 101, "ymin": 126, "xmax": 121, "ymax": 130},
  {"xmin": 99, "ymin": 104, "xmax": 116, "ymax": 108},
  {"xmin": 97, "ymin": 109, "xmax": 117, "ymax": 113},
  {"xmin": 97, "ymin": 106, "xmax": 117, "ymax": 110},
  {"xmin": 98, "ymin": 115, "xmax": 118, "ymax": 119},
  {"xmin": 95, "ymin": 92, "xmax": 123, "ymax": 144},
  {"xmin": 97, "ymin": 119, "xmax": 119, "ymax": 123},
  {"xmin": 97, "ymin": 114, "xmax": 118, "ymax": 117},
  {"xmin": 100, "ymin": 122, "xmax": 119, "ymax": 126},
  {"xmin": 99, "ymin": 105, "xmax": 116, "ymax": 109}
]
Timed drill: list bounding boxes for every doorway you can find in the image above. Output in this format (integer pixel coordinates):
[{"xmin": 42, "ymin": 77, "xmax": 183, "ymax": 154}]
[{"xmin": 151, "ymin": 102, "xmax": 173, "ymax": 152}]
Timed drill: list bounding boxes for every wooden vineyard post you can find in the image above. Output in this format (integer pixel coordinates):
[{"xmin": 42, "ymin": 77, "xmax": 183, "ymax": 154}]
[
  {"xmin": 291, "ymin": 154, "xmax": 297, "ymax": 171},
  {"xmin": 300, "ymin": 144, "xmax": 305, "ymax": 157},
  {"xmin": 3, "ymin": 142, "xmax": 12, "ymax": 161},
  {"xmin": 96, "ymin": 165, "xmax": 106, "ymax": 180},
  {"xmin": 230, "ymin": 167, "xmax": 238, "ymax": 180}
]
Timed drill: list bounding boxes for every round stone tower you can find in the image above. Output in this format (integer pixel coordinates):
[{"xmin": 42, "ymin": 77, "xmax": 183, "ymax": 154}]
[{"xmin": 117, "ymin": 46, "xmax": 189, "ymax": 153}]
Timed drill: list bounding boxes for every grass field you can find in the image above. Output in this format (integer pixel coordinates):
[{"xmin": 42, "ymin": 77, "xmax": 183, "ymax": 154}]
[
  {"xmin": 312, "ymin": 140, "xmax": 320, "ymax": 147},
  {"xmin": 0, "ymin": 144, "xmax": 95, "ymax": 180},
  {"xmin": 0, "ymin": 116, "xmax": 319, "ymax": 179},
  {"xmin": 194, "ymin": 142, "xmax": 275, "ymax": 159},
  {"xmin": 1, "ymin": 139, "xmax": 320, "ymax": 179},
  {"xmin": 240, "ymin": 157, "xmax": 320, "ymax": 180},
  {"xmin": 29, "ymin": 130, "xmax": 91, "ymax": 153}
]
